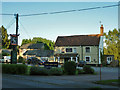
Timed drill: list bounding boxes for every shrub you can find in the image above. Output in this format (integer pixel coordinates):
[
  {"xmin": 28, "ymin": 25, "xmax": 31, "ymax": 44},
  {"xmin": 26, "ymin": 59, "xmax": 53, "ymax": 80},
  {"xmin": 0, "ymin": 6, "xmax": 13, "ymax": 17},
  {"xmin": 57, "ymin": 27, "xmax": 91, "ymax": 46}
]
[
  {"xmin": 49, "ymin": 67, "xmax": 63, "ymax": 75},
  {"xmin": 30, "ymin": 66, "xmax": 48, "ymax": 75},
  {"xmin": 2, "ymin": 64, "xmax": 27, "ymax": 74},
  {"xmin": 83, "ymin": 65, "xmax": 94, "ymax": 74},
  {"xmin": 18, "ymin": 56, "xmax": 24, "ymax": 63},
  {"xmin": 64, "ymin": 61, "xmax": 76, "ymax": 75},
  {"xmin": 77, "ymin": 69, "xmax": 85, "ymax": 74}
]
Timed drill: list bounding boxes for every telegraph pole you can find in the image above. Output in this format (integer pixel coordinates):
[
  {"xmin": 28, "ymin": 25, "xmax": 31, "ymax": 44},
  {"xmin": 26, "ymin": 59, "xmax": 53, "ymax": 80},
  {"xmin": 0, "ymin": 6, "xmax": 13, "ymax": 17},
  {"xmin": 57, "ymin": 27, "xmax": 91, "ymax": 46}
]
[{"xmin": 11, "ymin": 13, "xmax": 19, "ymax": 64}]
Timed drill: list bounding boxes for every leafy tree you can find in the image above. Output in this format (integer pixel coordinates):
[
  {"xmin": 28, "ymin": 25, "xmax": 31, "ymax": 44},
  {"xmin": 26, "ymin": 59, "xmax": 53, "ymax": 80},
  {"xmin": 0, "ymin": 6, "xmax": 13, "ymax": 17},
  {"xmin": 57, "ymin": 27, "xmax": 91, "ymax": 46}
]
[
  {"xmin": 21, "ymin": 37, "xmax": 55, "ymax": 50},
  {"xmin": 104, "ymin": 28, "xmax": 120, "ymax": 60},
  {"xmin": 0, "ymin": 26, "xmax": 10, "ymax": 49}
]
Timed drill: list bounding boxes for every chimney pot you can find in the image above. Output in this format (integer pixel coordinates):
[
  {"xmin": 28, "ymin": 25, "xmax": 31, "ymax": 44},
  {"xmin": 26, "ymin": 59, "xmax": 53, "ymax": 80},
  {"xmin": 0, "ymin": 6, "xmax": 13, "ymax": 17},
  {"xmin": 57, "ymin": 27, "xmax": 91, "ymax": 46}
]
[{"xmin": 100, "ymin": 24, "xmax": 104, "ymax": 36}]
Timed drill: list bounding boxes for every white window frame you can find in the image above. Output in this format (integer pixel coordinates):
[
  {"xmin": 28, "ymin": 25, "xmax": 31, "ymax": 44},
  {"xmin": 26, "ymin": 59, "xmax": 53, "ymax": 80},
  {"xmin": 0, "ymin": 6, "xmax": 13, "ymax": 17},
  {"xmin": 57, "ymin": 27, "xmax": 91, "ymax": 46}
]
[
  {"xmin": 61, "ymin": 48, "xmax": 65, "ymax": 53},
  {"xmin": 85, "ymin": 56, "xmax": 91, "ymax": 62},
  {"xmin": 85, "ymin": 47, "xmax": 91, "ymax": 53},
  {"xmin": 73, "ymin": 48, "xmax": 77, "ymax": 53},
  {"xmin": 66, "ymin": 48, "xmax": 72, "ymax": 52},
  {"xmin": 107, "ymin": 57, "xmax": 112, "ymax": 61}
]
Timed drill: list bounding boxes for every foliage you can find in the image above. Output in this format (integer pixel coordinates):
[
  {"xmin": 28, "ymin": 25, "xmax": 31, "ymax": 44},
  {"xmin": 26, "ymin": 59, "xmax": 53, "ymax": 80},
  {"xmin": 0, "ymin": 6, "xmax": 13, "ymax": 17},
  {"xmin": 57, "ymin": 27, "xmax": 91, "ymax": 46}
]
[
  {"xmin": 64, "ymin": 61, "xmax": 76, "ymax": 75},
  {"xmin": 104, "ymin": 29, "xmax": 120, "ymax": 61},
  {"xmin": 18, "ymin": 56, "xmax": 24, "ymax": 63},
  {"xmin": 49, "ymin": 67, "xmax": 63, "ymax": 75},
  {"xmin": 30, "ymin": 66, "xmax": 48, "ymax": 75},
  {"xmin": 2, "ymin": 64, "xmax": 27, "ymax": 74},
  {"xmin": 77, "ymin": 69, "xmax": 85, "ymax": 74},
  {"xmin": 0, "ymin": 26, "xmax": 10, "ymax": 49},
  {"xmin": 21, "ymin": 37, "xmax": 55, "ymax": 50},
  {"xmin": 83, "ymin": 65, "xmax": 94, "ymax": 74},
  {"xmin": 30, "ymin": 66, "xmax": 63, "ymax": 76},
  {"xmin": 2, "ymin": 51, "xmax": 10, "ymax": 56},
  {"xmin": 95, "ymin": 79, "xmax": 119, "ymax": 86}
]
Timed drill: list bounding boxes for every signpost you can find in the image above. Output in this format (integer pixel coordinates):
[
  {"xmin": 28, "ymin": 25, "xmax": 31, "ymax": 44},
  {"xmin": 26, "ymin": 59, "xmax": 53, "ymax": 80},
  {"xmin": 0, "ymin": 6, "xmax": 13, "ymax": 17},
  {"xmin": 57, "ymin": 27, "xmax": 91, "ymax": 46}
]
[
  {"xmin": 44, "ymin": 62, "xmax": 58, "ymax": 68},
  {"xmin": 10, "ymin": 14, "xmax": 19, "ymax": 64}
]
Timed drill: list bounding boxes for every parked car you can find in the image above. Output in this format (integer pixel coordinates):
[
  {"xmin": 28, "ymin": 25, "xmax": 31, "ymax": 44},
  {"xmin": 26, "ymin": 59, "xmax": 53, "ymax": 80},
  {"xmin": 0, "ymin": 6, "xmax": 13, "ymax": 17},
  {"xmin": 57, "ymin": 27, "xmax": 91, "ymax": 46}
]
[
  {"xmin": 78, "ymin": 60, "xmax": 86, "ymax": 67},
  {"xmin": 27, "ymin": 57, "xmax": 40, "ymax": 65},
  {"xmin": 38, "ymin": 60, "xmax": 46, "ymax": 65}
]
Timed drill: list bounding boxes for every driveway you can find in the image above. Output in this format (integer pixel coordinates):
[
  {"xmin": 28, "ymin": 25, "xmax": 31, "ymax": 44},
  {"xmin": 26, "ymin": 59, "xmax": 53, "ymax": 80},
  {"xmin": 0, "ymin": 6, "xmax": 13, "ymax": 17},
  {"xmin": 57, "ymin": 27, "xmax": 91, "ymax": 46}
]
[{"xmin": 2, "ymin": 67, "xmax": 119, "ymax": 89}]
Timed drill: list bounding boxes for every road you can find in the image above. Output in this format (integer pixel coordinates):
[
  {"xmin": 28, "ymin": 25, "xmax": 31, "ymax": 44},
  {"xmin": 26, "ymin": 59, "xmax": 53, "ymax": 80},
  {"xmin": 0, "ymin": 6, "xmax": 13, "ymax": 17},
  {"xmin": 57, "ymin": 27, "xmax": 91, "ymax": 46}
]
[{"xmin": 2, "ymin": 67, "xmax": 119, "ymax": 89}]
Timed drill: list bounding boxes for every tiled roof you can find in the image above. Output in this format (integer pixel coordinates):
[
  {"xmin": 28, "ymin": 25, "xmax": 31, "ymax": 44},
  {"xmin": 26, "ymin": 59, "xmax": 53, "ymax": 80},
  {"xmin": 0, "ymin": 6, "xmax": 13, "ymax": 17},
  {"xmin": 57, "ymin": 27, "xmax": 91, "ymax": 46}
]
[
  {"xmin": 23, "ymin": 50, "xmax": 54, "ymax": 57},
  {"xmin": 55, "ymin": 34, "xmax": 100, "ymax": 46},
  {"xmin": 20, "ymin": 43, "xmax": 44, "ymax": 49}
]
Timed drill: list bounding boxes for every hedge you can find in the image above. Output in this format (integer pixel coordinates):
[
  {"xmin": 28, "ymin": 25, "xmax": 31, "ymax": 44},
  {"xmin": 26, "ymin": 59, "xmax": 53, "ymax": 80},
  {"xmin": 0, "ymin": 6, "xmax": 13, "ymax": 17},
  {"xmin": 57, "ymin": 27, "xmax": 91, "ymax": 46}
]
[
  {"xmin": 83, "ymin": 65, "xmax": 94, "ymax": 74},
  {"xmin": 2, "ymin": 64, "xmax": 27, "ymax": 74},
  {"xmin": 49, "ymin": 67, "xmax": 63, "ymax": 75},
  {"xmin": 30, "ymin": 66, "xmax": 63, "ymax": 76},
  {"xmin": 30, "ymin": 66, "xmax": 48, "ymax": 75}
]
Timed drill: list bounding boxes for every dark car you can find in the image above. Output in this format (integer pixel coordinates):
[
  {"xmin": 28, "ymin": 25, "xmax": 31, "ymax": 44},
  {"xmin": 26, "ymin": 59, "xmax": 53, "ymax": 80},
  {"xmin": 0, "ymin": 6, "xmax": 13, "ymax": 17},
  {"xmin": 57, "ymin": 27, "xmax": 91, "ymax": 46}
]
[
  {"xmin": 38, "ymin": 60, "xmax": 46, "ymax": 65},
  {"xmin": 78, "ymin": 60, "xmax": 86, "ymax": 67},
  {"xmin": 27, "ymin": 57, "xmax": 40, "ymax": 65}
]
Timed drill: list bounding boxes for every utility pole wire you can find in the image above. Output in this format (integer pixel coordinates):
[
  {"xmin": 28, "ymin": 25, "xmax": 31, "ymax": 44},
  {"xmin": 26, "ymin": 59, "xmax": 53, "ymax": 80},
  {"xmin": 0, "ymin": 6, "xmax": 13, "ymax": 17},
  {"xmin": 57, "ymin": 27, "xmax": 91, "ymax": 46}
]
[
  {"xmin": 19, "ymin": 4, "xmax": 120, "ymax": 17},
  {"xmin": 0, "ymin": 4, "xmax": 119, "ymax": 17},
  {"xmin": 6, "ymin": 18, "xmax": 15, "ymax": 29},
  {"xmin": 19, "ymin": 21, "xmax": 32, "ymax": 39}
]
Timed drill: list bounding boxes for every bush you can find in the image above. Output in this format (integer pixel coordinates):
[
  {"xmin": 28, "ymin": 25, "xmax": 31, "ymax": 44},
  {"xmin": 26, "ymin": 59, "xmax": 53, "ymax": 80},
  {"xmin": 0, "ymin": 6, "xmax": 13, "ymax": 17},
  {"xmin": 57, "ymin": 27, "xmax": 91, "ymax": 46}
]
[
  {"xmin": 2, "ymin": 64, "xmax": 27, "ymax": 74},
  {"xmin": 30, "ymin": 66, "xmax": 48, "ymax": 75},
  {"xmin": 77, "ymin": 69, "xmax": 85, "ymax": 74},
  {"xmin": 83, "ymin": 65, "xmax": 94, "ymax": 74},
  {"xmin": 49, "ymin": 67, "xmax": 63, "ymax": 75},
  {"xmin": 18, "ymin": 56, "xmax": 24, "ymax": 63},
  {"xmin": 64, "ymin": 61, "xmax": 76, "ymax": 75}
]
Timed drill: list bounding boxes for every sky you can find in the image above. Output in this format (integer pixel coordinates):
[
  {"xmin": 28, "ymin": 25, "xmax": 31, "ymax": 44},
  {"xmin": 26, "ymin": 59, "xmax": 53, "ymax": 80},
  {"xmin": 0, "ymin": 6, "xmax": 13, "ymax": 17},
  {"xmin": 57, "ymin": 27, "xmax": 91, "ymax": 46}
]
[{"xmin": 2, "ymin": 2, "xmax": 118, "ymax": 45}]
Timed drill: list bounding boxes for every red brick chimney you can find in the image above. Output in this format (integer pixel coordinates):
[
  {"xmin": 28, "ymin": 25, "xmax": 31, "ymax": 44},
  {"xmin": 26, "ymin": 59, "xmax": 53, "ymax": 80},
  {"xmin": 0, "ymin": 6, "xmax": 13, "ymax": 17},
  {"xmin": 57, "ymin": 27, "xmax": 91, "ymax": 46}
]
[{"xmin": 100, "ymin": 24, "xmax": 104, "ymax": 36}]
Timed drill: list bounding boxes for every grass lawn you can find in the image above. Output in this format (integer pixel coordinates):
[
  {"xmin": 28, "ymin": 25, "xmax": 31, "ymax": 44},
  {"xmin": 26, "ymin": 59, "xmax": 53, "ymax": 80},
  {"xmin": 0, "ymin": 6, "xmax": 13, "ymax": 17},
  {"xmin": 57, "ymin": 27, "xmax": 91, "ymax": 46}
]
[{"xmin": 94, "ymin": 79, "xmax": 120, "ymax": 86}]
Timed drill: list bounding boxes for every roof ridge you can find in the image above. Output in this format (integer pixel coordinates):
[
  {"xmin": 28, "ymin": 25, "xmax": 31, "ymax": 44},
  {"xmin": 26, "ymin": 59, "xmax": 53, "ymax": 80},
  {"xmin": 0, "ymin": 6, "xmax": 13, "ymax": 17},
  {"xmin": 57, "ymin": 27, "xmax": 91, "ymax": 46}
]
[{"xmin": 58, "ymin": 34, "xmax": 100, "ymax": 37}]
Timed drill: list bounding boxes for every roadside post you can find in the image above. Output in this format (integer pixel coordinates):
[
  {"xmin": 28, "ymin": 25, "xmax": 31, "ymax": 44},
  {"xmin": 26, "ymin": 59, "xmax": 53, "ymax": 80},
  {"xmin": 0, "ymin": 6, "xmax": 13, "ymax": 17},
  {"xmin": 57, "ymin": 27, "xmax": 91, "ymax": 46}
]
[{"xmin": 100, "ymin": 64, "xmax": 102, "ymax": 81}]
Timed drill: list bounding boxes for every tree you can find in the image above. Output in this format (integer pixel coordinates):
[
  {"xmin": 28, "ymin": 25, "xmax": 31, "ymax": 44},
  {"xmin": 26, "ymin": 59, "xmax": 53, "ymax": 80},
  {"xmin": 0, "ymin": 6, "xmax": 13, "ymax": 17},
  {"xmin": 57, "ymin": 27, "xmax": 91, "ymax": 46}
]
[
  {"xmin": 104, "ymin": 28, "xmax": 120, "ymax": 60},
  {"xmin": 21, "ymin": 37, "xmax": 55, "ymax": 50},
  {"xmin": 0, "ymin": 26, "xmax": 10, "ymax": 49}
]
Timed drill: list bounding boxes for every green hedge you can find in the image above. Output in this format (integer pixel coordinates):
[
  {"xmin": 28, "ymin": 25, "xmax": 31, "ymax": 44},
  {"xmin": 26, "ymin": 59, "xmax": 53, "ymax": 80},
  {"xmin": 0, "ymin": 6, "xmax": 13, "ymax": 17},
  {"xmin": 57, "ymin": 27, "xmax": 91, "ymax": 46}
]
[
  {"xmin": 83, "ymin": 65, "xmax": 94, "ymax": 74},
  {"xmin": 30, "ymin": 66, "xmax": 48, "ymax": 75},
  {"xmin": 77, "ymin": 69, "xmax": 85, "ymax": 74},
  {"xmin": 30, "ymin": 66, "xmax": 63, "ymax": 76},
  {"xmin": 2, "ymin": 64, "xmax": 27, "ymax": 74},
  {"xmin": 64, "ymin": 61, "xmax": 76, "ymax": 75},
  {"xmin": 49, "ymin": 67, "xmax": 63, "ymax": 75}
]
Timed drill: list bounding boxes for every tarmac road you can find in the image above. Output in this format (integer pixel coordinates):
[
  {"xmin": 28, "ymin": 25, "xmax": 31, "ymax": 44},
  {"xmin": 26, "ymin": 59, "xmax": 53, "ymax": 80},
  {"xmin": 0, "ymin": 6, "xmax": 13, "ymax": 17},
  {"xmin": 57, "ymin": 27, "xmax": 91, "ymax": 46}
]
[{"xmin": 2, "ymin": 67, "xmax": 119, "ymax": 89}]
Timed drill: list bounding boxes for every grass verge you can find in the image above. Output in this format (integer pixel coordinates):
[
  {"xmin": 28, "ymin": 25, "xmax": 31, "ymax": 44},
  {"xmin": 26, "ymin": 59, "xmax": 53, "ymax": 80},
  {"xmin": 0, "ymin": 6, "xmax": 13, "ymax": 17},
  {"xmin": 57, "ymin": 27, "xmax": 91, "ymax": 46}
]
[{"xmin": 94, "ymin": 79, "xmax": 120, "ymax": 86}]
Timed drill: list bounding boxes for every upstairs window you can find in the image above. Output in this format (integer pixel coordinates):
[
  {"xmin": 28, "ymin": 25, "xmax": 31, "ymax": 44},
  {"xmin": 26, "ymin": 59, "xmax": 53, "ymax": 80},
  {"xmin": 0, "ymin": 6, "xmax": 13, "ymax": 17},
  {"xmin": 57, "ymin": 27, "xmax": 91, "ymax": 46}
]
[
  {"xmin": 86, "ymin": 47, "xmax": 90, "ymax": 53},
  {"xmin": 61, "ymin": 48, "xmax": 65, "ymax": 53},
  {"xmin": 73, "ymin": 48, "xmax": 77, "ymax": 53},
  {"xmin": 66, "ymin": 48, "xmax": 72, "ymax": 52}
]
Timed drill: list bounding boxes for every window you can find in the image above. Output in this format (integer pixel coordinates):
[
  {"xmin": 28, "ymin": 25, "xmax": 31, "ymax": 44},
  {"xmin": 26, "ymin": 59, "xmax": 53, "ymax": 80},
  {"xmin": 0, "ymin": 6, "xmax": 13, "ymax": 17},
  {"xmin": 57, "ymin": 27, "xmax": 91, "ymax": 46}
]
[
  {"xmin": 85, "ymin": 56, "xmax": 91, "ymax": 62},
  {"xmin": 66, "ymin": 48, "xmax": 72, "ymax": 52},
  {"xmin": 61, "ymin": 48, "xmax": 65, "ymax": 53},
  {"xmin": 86, "ymin": 47, "xmax": 90, "ymax": 53},
  {"xmin": 107, "ymin": 57, "xmax": 112, "ymax": 61},
  {"xmin": 73, "ymin": 48, "xmax": 77, "ymax": 53}
]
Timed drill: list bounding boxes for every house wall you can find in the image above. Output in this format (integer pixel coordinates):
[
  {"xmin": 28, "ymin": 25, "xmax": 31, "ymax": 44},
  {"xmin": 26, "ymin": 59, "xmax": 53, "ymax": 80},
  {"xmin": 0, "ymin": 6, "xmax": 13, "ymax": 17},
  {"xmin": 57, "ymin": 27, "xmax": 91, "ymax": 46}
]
[{"xmin": 54, "ymin": 45, "xmax": 99, "ymax": 64}]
